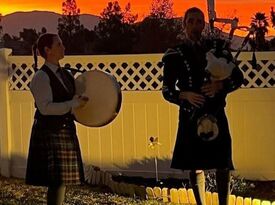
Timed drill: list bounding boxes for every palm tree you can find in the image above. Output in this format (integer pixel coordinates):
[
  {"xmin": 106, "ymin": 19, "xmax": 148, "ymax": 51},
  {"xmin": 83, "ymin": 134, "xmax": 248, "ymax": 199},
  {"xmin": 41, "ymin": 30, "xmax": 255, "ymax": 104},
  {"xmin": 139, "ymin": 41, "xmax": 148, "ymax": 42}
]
[
  {"xmin": 251, "ymin": 12, "xmax": 269, "ymax": 50},
  {"xmin": 0, "ymin": 13, "xmax": 2, "ymax": 34},
  {"xmin": 0, "ymin": 13, "xmax": 3, "ymax": 46},
  {"xmin": 271, "ymin": 7, "xmax": 275, "ymax": 28}
]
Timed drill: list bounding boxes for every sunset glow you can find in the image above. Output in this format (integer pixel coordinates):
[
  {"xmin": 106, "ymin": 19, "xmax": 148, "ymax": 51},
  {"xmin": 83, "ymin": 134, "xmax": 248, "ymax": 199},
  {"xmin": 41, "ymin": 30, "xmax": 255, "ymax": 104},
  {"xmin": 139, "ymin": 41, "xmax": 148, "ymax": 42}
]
[{"xmin": 1, "ymin": 0, "xmax": 275, "ymax": 36}]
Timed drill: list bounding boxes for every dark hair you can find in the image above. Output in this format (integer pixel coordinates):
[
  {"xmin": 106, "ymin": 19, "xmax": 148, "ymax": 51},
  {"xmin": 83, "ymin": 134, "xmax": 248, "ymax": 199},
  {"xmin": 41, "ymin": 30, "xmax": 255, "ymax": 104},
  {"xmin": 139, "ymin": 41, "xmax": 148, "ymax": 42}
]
[
  {"xmin": 32, "ymin": 33, "xmax": 58, "ymax": 70},
  {"xmin": 182, "ymin": 7, "xmax": 205, "ymax": 28}
]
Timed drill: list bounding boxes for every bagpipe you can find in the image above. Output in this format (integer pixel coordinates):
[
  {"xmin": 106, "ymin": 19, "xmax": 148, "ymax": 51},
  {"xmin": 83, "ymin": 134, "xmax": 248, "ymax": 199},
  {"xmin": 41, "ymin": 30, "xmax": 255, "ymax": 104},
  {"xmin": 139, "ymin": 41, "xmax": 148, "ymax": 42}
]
[
  {"xmin": 192, "ymin": 0, "xmax": 255, "ymax": 142},
  {"xmin": 206, "ymin": 0, "xmax": 256, "ymax": 64}
]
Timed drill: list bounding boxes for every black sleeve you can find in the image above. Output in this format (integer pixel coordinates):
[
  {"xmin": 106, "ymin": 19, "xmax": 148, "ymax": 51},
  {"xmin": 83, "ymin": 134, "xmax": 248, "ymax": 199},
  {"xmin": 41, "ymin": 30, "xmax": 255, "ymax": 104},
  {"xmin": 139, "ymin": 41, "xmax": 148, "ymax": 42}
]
[
  {"xmin": 222, "ymin": 65, "xmax": 244, "ymax": 93},
  {"xmin": 218, "ymin": 48, "xmax": 244, "ymax": 94},
  {"xmin": 161, "ymin": 49, "xmax": 181, "ymax": 105}
]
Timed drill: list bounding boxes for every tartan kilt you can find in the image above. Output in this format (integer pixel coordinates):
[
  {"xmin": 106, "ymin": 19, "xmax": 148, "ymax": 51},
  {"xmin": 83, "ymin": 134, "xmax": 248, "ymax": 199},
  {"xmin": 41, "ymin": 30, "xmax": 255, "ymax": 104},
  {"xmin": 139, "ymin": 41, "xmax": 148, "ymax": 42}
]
[{"xmin": 25, "ymin": 119, "xmax": 84, "ymax": 186}]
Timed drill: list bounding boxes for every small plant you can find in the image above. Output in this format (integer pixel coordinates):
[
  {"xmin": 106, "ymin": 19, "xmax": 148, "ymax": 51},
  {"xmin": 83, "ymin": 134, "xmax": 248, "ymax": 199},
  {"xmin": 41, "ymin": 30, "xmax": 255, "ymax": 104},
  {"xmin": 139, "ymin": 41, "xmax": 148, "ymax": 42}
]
[
  {"xmin": 205, "ymin": 171, "xmax": 217, "ymax": 192},
  {"xmin": 230, "ymin": 175, "xmax": 255, "ymax": 196},
  {"xmin": 205, "ymin": 172, "xmax": 255, "ymax": 195}
]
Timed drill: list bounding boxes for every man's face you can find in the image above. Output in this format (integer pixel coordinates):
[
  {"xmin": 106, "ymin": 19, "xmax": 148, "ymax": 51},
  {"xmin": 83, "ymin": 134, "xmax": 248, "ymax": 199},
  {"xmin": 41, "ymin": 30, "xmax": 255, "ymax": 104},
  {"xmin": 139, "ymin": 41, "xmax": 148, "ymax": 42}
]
[{"xmin": 184, "ymin": 12, "xmax": 205, "ymax": 42}]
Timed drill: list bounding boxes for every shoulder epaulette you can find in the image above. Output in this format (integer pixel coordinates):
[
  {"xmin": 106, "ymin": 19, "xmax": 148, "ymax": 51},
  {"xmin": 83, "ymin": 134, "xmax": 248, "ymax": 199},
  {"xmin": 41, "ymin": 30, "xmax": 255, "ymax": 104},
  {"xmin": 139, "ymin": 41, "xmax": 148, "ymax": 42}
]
[
  {"xmin": 164, "ymin": 48, "xmax": 179, "ymax": 56},
  {"xmin": 162, "ymin": 47, "xmax": 183, "ymax": 62}
]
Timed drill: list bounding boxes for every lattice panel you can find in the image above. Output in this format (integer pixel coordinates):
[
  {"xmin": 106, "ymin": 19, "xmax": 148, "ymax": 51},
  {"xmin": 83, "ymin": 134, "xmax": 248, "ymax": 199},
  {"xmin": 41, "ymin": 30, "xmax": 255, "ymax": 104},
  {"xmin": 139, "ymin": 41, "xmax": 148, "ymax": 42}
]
[
  {"xmin": 238, "ymin": 60, "xmax": 275, "ymax": 88},
  {"xmin": 7, "ymin": 53, "xmax": 275, "ymax": 91},
  {"xmin": 9, "ymin": 62, "xmax": 35, "ymax": 90},
  {"xmin": 62, "ymin": 61, "xmax": 163, "ymax": 91}
]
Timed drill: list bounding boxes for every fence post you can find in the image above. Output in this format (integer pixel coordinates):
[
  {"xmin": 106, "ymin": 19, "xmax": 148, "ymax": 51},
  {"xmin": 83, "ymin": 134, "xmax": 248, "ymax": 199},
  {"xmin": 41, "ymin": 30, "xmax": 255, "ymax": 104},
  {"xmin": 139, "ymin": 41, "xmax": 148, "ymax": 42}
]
[{"xmin": 0, "ymin": 48, "xmax": 12, "ymax": 177}]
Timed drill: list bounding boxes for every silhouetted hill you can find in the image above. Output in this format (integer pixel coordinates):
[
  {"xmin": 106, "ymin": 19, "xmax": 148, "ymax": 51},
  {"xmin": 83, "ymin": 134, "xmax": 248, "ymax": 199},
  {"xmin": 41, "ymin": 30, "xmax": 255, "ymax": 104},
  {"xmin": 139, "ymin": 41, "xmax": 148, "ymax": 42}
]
[
  {"xmin": 1, "ymin": 11, "xmax": 100, "ymax": 37},
  {"xmin": 0, "ymin": 11, "xmax": 252, "ymax": 52}
]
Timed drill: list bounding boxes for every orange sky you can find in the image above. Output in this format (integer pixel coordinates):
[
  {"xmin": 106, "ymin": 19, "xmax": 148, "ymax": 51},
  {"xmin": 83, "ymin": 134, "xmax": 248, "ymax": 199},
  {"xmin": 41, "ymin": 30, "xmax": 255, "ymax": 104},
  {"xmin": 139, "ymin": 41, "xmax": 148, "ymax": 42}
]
[{"xmin": 1, "ymin": 0, "xmax": 275, "ymax": 36}]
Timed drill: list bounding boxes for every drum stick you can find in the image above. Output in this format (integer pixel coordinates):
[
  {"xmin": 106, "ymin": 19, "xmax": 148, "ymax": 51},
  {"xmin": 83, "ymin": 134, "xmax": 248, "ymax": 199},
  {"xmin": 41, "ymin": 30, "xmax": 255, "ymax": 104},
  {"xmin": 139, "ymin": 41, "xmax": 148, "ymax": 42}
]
[{"xmin": 64, "ymin": 67, "xmax": 85, "ymax": 73}]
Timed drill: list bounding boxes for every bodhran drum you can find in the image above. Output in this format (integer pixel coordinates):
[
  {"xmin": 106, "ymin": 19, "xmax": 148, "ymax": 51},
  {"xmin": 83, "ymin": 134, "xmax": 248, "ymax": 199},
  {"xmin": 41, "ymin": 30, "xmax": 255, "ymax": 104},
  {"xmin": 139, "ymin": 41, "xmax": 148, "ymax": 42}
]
[{"xmin": 72, "ymin": 70, "xmax": 122, "ymax": 127}]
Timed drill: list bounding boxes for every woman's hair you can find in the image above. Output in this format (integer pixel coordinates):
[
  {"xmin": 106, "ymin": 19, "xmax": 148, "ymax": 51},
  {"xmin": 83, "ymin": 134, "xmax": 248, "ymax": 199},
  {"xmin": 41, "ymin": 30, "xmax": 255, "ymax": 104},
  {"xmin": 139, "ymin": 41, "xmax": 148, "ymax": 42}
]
[
  {"xmin": 182, "ymin": 7, "xmax": 205, "ymax": 28},
  {"xmin": 32, "ymin": 33, "xmax": 58, "ymax": 70}
]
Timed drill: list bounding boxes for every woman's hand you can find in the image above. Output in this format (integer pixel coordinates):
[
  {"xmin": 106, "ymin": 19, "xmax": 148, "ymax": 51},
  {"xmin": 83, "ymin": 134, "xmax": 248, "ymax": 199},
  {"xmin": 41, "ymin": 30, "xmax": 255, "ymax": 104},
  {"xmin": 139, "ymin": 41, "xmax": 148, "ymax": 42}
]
[
  {"xmin": 201, "ymin": 80, "xmax": 223, "ymax": 97},
  {"xmin": 73, "ymin": 95, "xmax": 89, "ymax": 108},
  {"xmin": 179, "ymin": 91, "xmax": 205, "ymax": 108}
]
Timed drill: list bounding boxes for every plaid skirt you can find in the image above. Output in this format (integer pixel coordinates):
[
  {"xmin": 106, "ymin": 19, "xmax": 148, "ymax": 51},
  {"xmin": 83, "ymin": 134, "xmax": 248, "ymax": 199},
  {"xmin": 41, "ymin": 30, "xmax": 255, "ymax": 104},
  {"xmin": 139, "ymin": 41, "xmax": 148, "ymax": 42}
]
[{"xmin": 25, "ymin": 119, "xmax": 84, "ymax": 186}]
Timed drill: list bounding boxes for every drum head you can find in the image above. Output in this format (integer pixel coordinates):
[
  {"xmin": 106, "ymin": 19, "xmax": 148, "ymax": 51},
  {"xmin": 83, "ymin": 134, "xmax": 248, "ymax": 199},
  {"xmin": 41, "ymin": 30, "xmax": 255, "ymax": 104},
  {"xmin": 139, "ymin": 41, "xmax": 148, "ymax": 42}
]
[{"xmin": 73, "ymin": 70, "xmax": 122, "ymax": 127}]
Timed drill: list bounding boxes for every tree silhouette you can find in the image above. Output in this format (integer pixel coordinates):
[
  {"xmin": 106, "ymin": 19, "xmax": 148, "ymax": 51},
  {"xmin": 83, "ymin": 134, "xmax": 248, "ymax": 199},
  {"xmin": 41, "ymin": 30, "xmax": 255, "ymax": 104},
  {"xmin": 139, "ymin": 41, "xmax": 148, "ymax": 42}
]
[
  {"xmin": 269, "ymin": 7, "xmax": 275, "ymax": 51},
  {"xmin": 0, "ymin": 13, "xmax": 3, "ymax": 44},
  {"xmin": 58, "ymin": 0, "xmax": 86, "ymax": 54},
  {"xmin": 94, "ymin": 1, "xmax": 137, "ymax": 54},
  {"xmin": 39, "ymin": 27, "xmax": 47, "ymax": 36},
  {"xmin": 150, "ymin": 0, "xmax": 175, "ymax": 19},
  {"xmin": 19, "ymin": 28, "xmax": 39, "ymax": 54},
  {"xmin": 133, "ymin": 0, "xmax": 180, "ymax": 53},
  {"xmin": 134, "ymin": 17, "xmax": 181, "ymax": 53},
  {"xmin": 271, "ymin": 7, "xmax": 275, "ymax": 28},
  {"xmin": 251, "ymin": 12, "xmax": 269, "ymax": 51},
  {"xmin": 3, "ymin": 34, "xmax": 12, "ymax": 42},
  {"xmin": 123, "ymin": 2, "xmax": 138, "ymax": 24}
]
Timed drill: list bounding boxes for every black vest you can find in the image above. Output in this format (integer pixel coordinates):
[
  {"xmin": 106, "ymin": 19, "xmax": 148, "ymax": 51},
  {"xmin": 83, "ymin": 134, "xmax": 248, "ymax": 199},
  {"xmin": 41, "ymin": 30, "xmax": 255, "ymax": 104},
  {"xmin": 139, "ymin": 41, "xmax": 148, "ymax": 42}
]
[{"xmin": 34, "ymin": 65, "xmax": 75, "ymax": 128}]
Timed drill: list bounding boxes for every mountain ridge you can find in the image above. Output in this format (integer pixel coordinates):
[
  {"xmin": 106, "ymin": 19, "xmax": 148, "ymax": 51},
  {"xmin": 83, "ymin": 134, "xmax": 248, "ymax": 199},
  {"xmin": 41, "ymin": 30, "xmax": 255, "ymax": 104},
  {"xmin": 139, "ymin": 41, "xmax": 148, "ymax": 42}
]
[
  {"xmin": 1, "ymin": 11, "xmax": 100, "ymax": 36},
  {"xmin": 0, "ymin": 10, "xmax": 255, "ymax": 50}
]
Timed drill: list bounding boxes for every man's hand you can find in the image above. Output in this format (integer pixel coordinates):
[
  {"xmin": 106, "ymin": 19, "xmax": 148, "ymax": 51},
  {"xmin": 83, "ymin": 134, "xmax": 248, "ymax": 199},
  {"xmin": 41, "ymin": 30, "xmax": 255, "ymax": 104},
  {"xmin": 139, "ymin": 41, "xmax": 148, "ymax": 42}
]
[
  {"xmin": 201, "ymin": 80, "xmax": 223, "ymax": 97},
  {"xmin": 179, "ymin": 91, "xmax": 205, "ymax": 108}
]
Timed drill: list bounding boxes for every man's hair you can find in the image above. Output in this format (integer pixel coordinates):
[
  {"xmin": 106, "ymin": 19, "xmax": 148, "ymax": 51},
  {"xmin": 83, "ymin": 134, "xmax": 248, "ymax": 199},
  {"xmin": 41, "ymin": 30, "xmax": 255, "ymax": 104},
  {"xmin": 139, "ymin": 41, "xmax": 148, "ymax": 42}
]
[{"xmin": 182, "ymin": 7, "xmax": 205, "ymax": 28}]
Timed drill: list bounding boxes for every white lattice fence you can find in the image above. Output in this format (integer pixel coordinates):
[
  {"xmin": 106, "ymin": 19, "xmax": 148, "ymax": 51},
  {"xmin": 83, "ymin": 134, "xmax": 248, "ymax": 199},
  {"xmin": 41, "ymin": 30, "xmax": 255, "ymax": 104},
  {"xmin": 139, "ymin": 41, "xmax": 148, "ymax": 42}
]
[
  {"xmin": 238, "ymin": 52, "xmax": 275, "ymax": 88},
  {"xmin": 7, "ymin": 52, "xmax": 275, "ymax": 90}
]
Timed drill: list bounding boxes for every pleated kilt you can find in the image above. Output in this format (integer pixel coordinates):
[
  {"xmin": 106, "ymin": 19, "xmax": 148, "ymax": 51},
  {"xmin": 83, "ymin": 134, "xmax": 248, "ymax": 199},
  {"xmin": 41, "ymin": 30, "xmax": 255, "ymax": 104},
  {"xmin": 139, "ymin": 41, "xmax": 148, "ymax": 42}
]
[
  {"xmin": 171, "ymin": 108, "xmax": 234, "ymax": 171},
  {"xmin": 25, "ymin": 119, "xmax": 84, "ymax": 186}
]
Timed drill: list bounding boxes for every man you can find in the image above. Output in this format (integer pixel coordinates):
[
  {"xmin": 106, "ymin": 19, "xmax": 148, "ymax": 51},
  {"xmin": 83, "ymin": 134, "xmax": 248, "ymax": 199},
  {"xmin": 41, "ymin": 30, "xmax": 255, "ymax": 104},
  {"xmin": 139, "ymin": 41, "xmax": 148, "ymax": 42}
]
[{"xmin": 162, "ymin": 7, "xmax": 244, "ymax": 205}]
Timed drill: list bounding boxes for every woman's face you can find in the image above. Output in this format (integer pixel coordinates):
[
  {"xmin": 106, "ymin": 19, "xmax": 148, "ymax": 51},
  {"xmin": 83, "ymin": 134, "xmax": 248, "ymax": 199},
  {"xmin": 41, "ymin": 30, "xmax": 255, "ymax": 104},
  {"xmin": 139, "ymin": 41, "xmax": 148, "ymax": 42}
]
[
  {"xmin": 45, "ymin": 36, "xmax": 65, "ymax": 61},
  {"xmin": 184, "ymin": 12, "xmax": 205, "ymax": 42}
]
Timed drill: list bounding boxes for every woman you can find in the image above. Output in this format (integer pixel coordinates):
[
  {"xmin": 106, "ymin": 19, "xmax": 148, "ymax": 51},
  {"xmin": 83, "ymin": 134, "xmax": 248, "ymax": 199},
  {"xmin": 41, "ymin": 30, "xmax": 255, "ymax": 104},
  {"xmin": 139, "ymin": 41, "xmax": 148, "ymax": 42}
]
[
  {"xmin": 25, "ymin": 33, "xmax": 88, "ymax": 205},
  {"xmin": 162, "ymin": 7, "xmax": 244, "ymax": 205}
]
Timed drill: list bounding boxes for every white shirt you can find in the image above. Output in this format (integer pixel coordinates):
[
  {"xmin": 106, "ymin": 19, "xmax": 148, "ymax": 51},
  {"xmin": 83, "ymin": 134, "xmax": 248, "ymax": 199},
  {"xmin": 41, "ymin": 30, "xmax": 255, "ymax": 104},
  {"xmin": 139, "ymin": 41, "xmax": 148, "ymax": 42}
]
[{"xmin": 30, "ymin": 61, "xmax": 77, "ymax": 115}]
